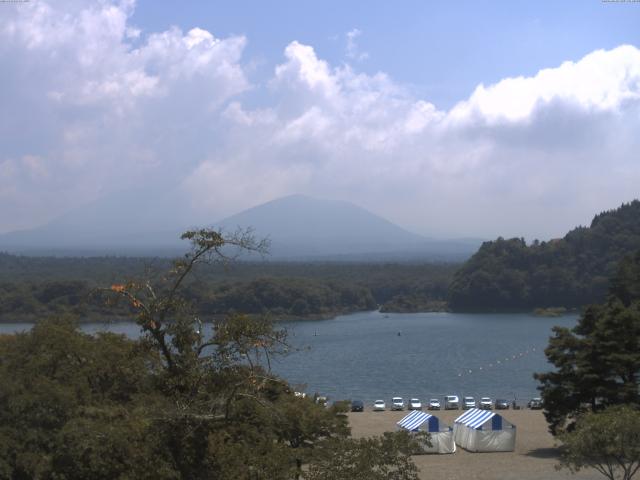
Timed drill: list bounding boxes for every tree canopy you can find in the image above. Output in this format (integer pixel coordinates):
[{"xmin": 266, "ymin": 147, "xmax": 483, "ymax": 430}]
[
  {"xmin": 449, "ymin": 200, "xmax": 640, "ymax": 311},
  {"xmin": 558, "ymin": 405, "xmax": 640, "ymax": 480},
  {"xmin": 535, "ymin": 250, "xmax": 640, "ymax": 434},
  {"xmin": 0, "ymin": 228, "xmax": 422, "ymax": 479}
]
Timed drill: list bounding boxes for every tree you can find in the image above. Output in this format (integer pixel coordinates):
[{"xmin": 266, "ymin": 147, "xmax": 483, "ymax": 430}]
[
  {"xmin": 95, "ymin": 228, "xmax": 352, "ymax": 478},
  {"xmin": 98, "ymin": 228, "xmax": 270, "ymax": 380},
  {"xmin": 0, "ymin": 316, "xmax": 170, "ymax": 479},
  {"xmin": 558, "ymin": 405, "xmax": 640, "ymax": 480},
  {"xmin": 0, "ymin": 228, "xmax": 423, "ymax": 479},
  {"xmin": 303, "ymin": 431, "xmax": 425, "ymax": 480},
  {"xmin": 535, "ymin": 251, "xmax": 640, "ymax": 434}
]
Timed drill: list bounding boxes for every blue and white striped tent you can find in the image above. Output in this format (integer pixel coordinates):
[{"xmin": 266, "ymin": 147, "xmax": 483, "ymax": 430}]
[
  {"xmin": 453, "ymin": 408, "xmax": 516, "ymax": 452},
  {"xmin": 397, "ymin": 411, "xmax": 456, "ymax": 454}
]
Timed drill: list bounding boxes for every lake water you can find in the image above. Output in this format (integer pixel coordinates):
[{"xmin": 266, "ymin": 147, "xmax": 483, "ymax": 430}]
[
  {"xmin": 275, "ymin": 311, "xmax": 578, "ymax": 404},
  {"xmin": 0, "ymin": 311, "xmax": 578, "ymax": 405}
]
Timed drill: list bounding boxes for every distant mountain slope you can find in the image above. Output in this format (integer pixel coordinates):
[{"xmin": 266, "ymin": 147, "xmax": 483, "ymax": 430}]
[
  {"xmin": 448, "ymin": 200, "xmax": 640, "ymax": 310},
  {"xmin": 0, "ymin": 186, "xmax": 188, "ymax": 256},
  {"xmin": 218, "ymin": 194, "xmax": 422, "ymax": 256},
  {"xmin": 218, "ymin": 194, "xmax": 480, "ymax": 260},
  {"xmin": 0, "ymin": 192, "xmax": 480, "ymax": 260}
]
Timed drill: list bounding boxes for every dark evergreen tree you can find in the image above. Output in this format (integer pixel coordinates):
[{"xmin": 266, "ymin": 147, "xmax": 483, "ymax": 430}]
[{"xmin": 535, "ymin": 251, "xmax": 640, "ymax": 434}]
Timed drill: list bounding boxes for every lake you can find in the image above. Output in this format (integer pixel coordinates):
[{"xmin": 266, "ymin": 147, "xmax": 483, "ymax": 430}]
[{"xmin": 0, "ymin": 311, "xmax": 578, "ymax": 405}]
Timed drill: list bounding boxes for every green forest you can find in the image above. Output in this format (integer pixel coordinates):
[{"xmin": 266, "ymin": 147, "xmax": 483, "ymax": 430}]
[
  {"xmin": 0, "ymin": 254, "xmax": 456, "ymax": 322},
  {"xmin": 448, "ymin": 201, "xmax": 640, "ymax": 311},
  {"xmin": 3, "ymin": 200, "xmax": 640, "ymax": 321}
]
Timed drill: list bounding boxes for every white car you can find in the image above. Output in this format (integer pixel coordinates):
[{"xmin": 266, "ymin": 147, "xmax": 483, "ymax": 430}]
[
  {"xmin": 444, "ymin": 395, "xmax": 459, "ymax": 410},
  {"xmin": 480, "ymin": 397, "xmax": 492, "ymax": 410},
  {"xmin": 373, "ymin": 400, "xmax": 386, "ymax": 411},
  {"xmin": 428, "ymin": 398, "xmax": 441, "ymax": 410},
  {"xmin": 408, "ymin": 398, "xmax": 422, "ymax": 410},
  {"xmin": 391, "ymin": 397, "xmax": 405, "ymax": 411},
  {"xmin": 463, "ymin": 396, "xmax": 476, "ymax": 409}
]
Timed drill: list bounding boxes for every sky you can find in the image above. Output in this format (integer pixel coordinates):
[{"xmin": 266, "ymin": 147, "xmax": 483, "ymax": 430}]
[{"xmin": 1, "ymin": 0, "xmax": 640, "ymax": 240}]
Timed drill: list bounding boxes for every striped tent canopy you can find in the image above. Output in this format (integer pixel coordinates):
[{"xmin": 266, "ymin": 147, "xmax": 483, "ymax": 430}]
[
  {"xmin": 453, "ymin": 408, "xmax": 515, "ymax": 452},
  {"xmin": 397, "ymin": 411, "xmax": 438, "ymax": 432},
  {"xmin": 397, "ymin": 410, "xmax": 456, "ymax": 454},
  {"xmin": 454, "ymin": 408, "xmax": 502, "ymax": 430}
]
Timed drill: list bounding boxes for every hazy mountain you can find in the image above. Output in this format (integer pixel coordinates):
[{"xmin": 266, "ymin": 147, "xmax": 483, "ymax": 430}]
[
  {"xmin": 218, "ymin": 194, "xmax": 420, "ymax": 252},
  {"xmin": 217, "ymin": 194, "xmax": 480, "ymax": 260},
  {"xmin": 0, "ymin": 186, "xmax": 188, "ymax": 256},
  {"xmin": 0, "ymin": 193, "xmax": 481, "ymax": 260}
]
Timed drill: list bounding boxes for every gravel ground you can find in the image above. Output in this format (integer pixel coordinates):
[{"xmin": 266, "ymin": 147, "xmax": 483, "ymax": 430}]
[{"xmin": 347, "ymin": 409, "xmax": 602, "ymax": 480}]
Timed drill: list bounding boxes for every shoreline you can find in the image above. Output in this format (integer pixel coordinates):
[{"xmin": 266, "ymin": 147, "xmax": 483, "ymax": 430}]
[{"xmin": 0, "ymin": 307, "xmax": 581, "ymax": 325}]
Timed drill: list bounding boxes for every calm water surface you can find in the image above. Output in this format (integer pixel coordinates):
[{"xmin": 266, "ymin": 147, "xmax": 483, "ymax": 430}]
[
  {"xmin": 0, "ymin": 311, "xmax": 578, "ymax": 405},
  {"xmin": 274, "ymin": 311, "xmax": 578, "ymax": 404}
]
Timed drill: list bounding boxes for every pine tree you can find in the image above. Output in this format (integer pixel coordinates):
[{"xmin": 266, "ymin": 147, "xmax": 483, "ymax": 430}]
[{"xmin": 535, "ymin": 251, "xmax": 640, "ymax": 434}]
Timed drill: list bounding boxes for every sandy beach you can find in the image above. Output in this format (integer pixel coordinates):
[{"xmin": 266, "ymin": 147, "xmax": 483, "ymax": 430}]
[{"xmin": 347, "ymin": 409, "xmax": 602, "ymax": 480}]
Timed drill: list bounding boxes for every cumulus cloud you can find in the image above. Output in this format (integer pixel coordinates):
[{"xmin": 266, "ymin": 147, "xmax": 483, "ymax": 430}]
[
  {"xmin": 448, "ymin": 45, "xmax": 640, "ymax": 124},
  {"xmin": 202, "ymin": 42, "xmax": 640, "ymax": 238},
  {"xmin": 0, "ymin": 0, "xmax": 249, "ymax": 232},
  {"xmin": 1, "ymin": 0, "xmax": 639, "ymax": 240}
]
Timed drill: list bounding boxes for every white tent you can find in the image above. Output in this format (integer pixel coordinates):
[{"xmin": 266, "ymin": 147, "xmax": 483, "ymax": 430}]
[
  {"xmin": 397, "ymin": 410, "xmax": 456, "ymax": 454},
  {"xmin": 453, "ymin": 408, "xmax": 516, "ymax": 452}
]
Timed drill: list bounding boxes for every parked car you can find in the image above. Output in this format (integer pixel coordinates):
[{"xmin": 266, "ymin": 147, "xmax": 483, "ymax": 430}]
[
  {"xmin": 463, "ymin": 396, "xmax": 476, "ymax": 409},
  {"xmin": 315, "ymin": 396, "xmax": 328, "ymax": 406},
  {"xmin": 528, "ymin": 397, "xmax": 543, "ymax": 409},
  {"xmin": 479, "ymin": 397, "xmax": 492, "ymax": 410},
  {"xmin": 373, "ymin": 399, "xmax": 386, "ymax": 411},
  {"xmin": 409, "ymin": 398, "xmax": 422, "ymax": 410},
  {"xmin": 444, "ymin": 395, "xmax": 459, "ymax": 410},
  {"xmin": 428, "ymin": 398, "xmax": 441, "ymax": 410},
  {"xmin": 391, "ymin": 397, "xmax": 405, "ymax": 411},
  {"xmin": 350, "ymin": 400, "xmax": 364, "ymax": 412},
  {"xmin": 495, "ymin": 398, "xmax": 510, "ymax": 410}
]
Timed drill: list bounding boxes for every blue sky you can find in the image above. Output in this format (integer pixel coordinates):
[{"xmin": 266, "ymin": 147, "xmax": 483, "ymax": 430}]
[
  {"xmin": 1, "ymin": 0, "xmax": 640, "ymax": 240},
  {"xmin": 132, "ymin": 0, "xmax": 640, "ymax": 108}
]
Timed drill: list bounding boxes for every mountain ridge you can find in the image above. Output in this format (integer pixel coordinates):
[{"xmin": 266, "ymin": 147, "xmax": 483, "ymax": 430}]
[{"xmin": 0, "ymin": 193, "xmax": 480, "ymax": 260}]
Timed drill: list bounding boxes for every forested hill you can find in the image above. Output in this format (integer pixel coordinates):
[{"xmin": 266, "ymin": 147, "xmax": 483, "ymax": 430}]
[
  {"xmin": 448, "ymin": 200, "xmax": 640, "ymax": 311},
  {"xmin": 0, "ymin": 256, "xmax": 456, "ymax": 321}
]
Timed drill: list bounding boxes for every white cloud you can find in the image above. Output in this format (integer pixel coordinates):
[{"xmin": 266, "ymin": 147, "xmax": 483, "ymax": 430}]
[
  {"xmin": 0, "ymin": 0, "xmax": 250, "ymax": 232},
  {"xmin": 346, "ymin": 28, "xmax": 369, "ymax": 61},
  {"xmin": 213, "ymin": 42, "xmax": 640, "ymax": 237},
  {"xmin": 1, "ymin": 1, "xmax": 639, "ymax": 240},
  {"xmin": 448, "ymin": 45, "xmax": 640, "ymax": 124}
]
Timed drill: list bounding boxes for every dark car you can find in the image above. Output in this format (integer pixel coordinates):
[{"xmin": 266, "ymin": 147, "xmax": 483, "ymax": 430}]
[
  {"xmin": 527, "ymin": 397, "xmax": 543, "ymax": 409},
  {"xmin": 351, "ymin": 400, "xmax": 364, "ymax": 412},
  {"xmin": 495, "ymin": 399, "xmax": 510, "ymax": 410}
]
